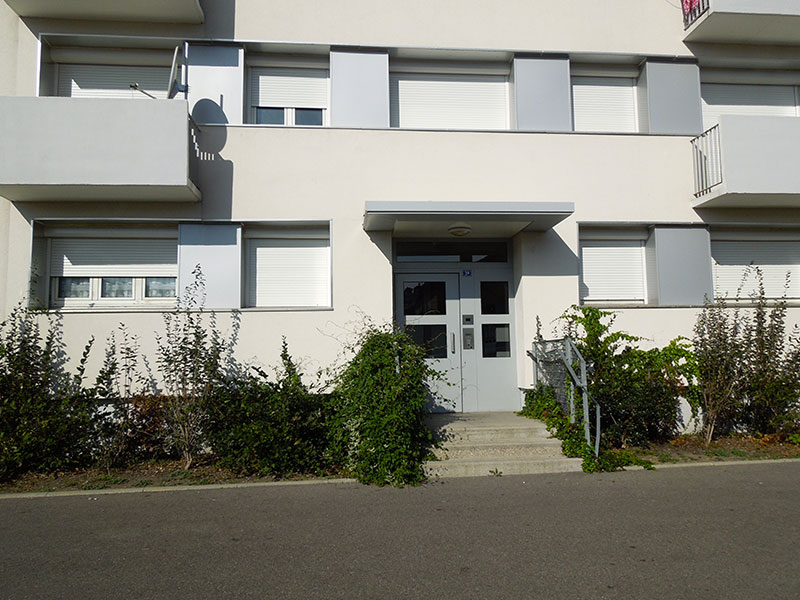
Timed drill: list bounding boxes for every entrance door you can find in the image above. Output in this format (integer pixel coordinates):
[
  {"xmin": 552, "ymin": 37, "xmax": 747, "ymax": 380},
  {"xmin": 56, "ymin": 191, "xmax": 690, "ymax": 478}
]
[
  {"xmin": 394, "ymin": 268, "xmax": 519, "ymax": 412},
  {"xmin": 394, "ymin": 273, "xmax": 462, "ymax": 412}
]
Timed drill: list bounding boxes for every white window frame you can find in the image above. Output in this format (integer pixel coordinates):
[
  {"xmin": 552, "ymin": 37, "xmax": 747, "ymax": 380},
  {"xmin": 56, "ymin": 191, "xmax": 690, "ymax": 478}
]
[
  {"xmin": 253, "ymin": 106, "xmax": 327, "ymax": 127},
  {"xmin": 248, "ymin": 63, "xmax": 330, "ymax": 126}
]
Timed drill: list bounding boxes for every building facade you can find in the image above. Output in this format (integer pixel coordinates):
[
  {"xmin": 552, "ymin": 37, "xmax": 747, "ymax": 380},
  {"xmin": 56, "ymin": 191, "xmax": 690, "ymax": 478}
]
[{"xmin": 2, "ymin": 0, "xmax": 800, "ymax": 412}]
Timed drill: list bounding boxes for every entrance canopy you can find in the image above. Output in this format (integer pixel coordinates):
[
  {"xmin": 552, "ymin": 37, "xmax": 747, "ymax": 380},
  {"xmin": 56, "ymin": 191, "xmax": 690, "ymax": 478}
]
[{"xmin": 363, "ymin": 201, "xmax": 574, "ymax": 237}]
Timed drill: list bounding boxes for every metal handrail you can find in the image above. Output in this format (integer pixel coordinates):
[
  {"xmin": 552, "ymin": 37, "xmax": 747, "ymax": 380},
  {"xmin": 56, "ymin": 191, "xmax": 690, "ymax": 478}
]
[
  {"xmin": 683, "ymin": 0, "xmax": 710, "ymax": 29},
  {"xmin": 529, "ymin": 336, "xmax": 601, "ymax": 456},
  {"xmin": 691, "ymin": 124, "xmax": 723, "ymax": 197}
]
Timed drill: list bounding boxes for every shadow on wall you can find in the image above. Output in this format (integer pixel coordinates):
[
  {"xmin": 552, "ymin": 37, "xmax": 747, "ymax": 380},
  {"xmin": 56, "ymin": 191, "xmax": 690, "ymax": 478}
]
[
  {"xmin": 519, "ymin": 229, "xmax": 578, "ymax": 278},
  {"xmin": 193, "ymin": 99, "xmax": 234, "ymax": 220},
  {"xmin": 199, "ymin": 0, "xmax": 236, "ymax": 39}
]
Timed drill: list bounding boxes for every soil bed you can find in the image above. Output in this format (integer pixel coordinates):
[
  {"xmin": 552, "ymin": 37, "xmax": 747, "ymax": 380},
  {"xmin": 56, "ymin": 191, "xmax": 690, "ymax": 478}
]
[
  {"xmin": 631, "ymin": 434, "xmax": 800, "ymax": 465},
  {"xmin": 0, "ymin": 458, "xmax": 345, "ymax": 494}
]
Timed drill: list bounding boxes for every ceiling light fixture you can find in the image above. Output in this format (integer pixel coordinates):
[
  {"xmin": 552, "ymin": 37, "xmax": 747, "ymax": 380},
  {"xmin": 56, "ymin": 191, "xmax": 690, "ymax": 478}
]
[{"xmin": 448, "ymin": 222, "xmax": 472, "ymax": 237}]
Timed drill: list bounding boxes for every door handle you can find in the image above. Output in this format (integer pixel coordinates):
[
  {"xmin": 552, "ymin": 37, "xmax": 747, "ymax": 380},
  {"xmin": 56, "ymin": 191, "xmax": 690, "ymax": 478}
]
[{"xmin": 451, "ymin": 332, "xmax": 456, "ymax": 354}]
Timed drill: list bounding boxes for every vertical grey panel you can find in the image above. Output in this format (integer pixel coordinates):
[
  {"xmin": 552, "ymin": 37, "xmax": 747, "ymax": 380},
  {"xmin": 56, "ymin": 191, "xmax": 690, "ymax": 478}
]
[
  {"xmin": 330, "ymin": 49, "xmax": 389, "ymax": 128},
  {"xmin": 178, "ymin": 224, "xmax": 241, "ymax": 309},
  {"xmin": 187, "ymin": 44, "xmax": 244, "ymax": 125},
  {"xmin": 654, "ymin": 227, "xmax": 713, "ymax": 305},
  {"xmin": 511, "ymin": 56, "xmax": 572, "ymax": 132},
  {"xmin": 642, "ymin": 61, "xmax": 703, "ymax": 135}
]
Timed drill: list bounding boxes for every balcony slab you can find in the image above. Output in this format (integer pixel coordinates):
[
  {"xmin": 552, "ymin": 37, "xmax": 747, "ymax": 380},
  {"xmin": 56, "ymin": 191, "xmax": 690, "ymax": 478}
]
[
  {"xmin": 3, "ymin": 0, "xmax": 204, "ymax": 23},
  {"xmin": 685, "ymin": 0, "xmax": 800, "ymax": 45},
  {"xmin": 0, "ymin": 97, "xmax": 200, "ymax": 203}
]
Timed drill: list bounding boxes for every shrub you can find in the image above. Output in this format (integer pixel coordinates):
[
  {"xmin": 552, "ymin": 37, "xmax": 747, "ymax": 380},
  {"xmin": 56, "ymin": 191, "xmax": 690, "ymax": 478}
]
[
  {"xmin": 155, "ymin": 267, "xmax": 228, "ymax": 468},
  {"xmin": 203, "ymin": 340, "xmax": 330, "ymax": 477},
  {"xmin": 0, "ymin": 305, "xmax": 97, "ymax": 480},
  {"xmin": 520, "ymin": 385, "xmax": 653, "ymax": 472},
  {"xmin": 561, "ymin": 306, "xmax": 694, "ymax": 448},
  {"xmin": 329, "ymin": 326, "xmax": 439, "ymax": 486},
  {"xmin": 693, "ymin": 268, "xmax": 800, "ymax": 443}
]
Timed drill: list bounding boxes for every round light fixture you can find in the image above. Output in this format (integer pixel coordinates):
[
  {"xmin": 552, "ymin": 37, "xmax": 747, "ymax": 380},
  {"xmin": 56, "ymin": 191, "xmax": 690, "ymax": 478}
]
[{"xmin": 448, "ymin": 222, "xmax": 472, "ymax": 237}]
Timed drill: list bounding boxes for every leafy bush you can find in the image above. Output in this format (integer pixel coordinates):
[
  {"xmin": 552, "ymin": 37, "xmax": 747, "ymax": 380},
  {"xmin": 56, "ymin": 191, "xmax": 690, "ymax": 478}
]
[
  {"xmin": 561, "ymin": 306, "xmax": 694, "ymax": 448},
  {"xmin": 329, "ymin": 326, "xmax": 439, "ymax": 486},
  {"xmin": 0, "ymin": 305, "xmax": 98, "ymax": 480},
  {"xmin": 520, "ymin": 384, "xmax": 653, "ymax": 472},
  {"xmin": 203, "ymin": 340, "xmax": 330, "ymax": 477}
]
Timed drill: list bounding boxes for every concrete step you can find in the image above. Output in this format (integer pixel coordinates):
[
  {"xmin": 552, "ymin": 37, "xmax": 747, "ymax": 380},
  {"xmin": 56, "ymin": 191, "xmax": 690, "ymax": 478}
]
[
  {"xmin": 432, "ymin": 440, "xmax": 562, "ymax": 460},
  {"xmin": 424, "ymin": 412, "xmax": 580, "ymax": 478},
  {"xmin": 424, "ymin": 455, "xmax": 584, "ymax": 478}
]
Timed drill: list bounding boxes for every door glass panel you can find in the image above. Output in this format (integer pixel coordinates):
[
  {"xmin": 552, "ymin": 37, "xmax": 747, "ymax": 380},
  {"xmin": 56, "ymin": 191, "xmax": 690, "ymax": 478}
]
[
  {"xmin": 482, "ymin": 324, "xmax": 511, "ymax": 358},
  {"xmin": 406, "ymin": 324, "xmax": 448, "ymax": 359},
  {"xmin": 403, "ymin": 281, "xmax": 446, "ymax": 315},
  {"xmin": 480, "ymin": 281, "xmax": 509, "ymax": 315}
]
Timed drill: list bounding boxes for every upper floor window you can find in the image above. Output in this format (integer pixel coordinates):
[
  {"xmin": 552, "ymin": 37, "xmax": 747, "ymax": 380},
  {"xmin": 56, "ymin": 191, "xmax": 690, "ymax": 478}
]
[
  {"xmin": 701, "ymin": 83, "xmax": 799, "ymax": 130},
  {"xmin": 56, "ymin": 64, "xmax": 175, "ymax": 99},
  {"xmin": 249, "ymin": 67, "xmax": 329, "ymax": 126},
  {"xmin": 572, "ymin": 76, "xmax": 638, "ymax": 133},
  {"xmin": 389, "ymin": 67, "xmax": 509, "ymax": 130}
]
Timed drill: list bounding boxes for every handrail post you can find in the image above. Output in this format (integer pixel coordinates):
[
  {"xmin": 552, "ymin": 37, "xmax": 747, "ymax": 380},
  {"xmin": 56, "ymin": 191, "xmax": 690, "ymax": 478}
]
[{"xmin": 565, "ymin": 339, "xmax": 575, "ymax": 423}]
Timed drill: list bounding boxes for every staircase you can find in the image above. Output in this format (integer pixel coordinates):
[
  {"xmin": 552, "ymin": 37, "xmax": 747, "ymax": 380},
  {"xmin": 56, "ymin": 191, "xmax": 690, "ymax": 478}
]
[{"xmin": 424, "ymin": 412, "xmax": 583, "ymax": 478}]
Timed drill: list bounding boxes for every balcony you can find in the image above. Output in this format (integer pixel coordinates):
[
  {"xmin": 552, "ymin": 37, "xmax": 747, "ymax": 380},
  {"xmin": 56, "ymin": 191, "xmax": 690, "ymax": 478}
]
[
  {"xmin": 3, "ymin": 0, "xmax": 204, "ymax": 23},
  {"xmin": 0, "ymin": 97, "xmax": 200, "ymax": 202},
  {"xmin": 683, "ymin": 0, "xmax": 800, "ymax": 45},
  {"xmin": 691, "ymin": 115, "xmax": 800, "ymax": 208}
]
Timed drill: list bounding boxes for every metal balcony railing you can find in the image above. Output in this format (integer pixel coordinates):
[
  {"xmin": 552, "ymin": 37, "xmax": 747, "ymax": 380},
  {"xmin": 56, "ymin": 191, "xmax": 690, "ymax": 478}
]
[
  {"xmin": 683, "ymin": 0, "xmax": 710, "ymax": 28},
  {"xmin": 691, "ymin": 124, "xmax": 723, "ymax": 197}
]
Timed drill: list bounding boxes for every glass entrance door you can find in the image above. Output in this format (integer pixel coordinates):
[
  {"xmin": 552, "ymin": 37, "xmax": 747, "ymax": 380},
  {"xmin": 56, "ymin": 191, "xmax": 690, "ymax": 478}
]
[{"xmin": 393, "ymin": 273, "xmax": 462, "ymax": 412}]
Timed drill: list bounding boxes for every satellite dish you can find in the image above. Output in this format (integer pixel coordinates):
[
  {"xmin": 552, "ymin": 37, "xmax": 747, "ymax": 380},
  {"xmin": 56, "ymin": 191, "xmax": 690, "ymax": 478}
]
[{"xmin": 167, "ymin": 45, "xmax": 187, "ymax": 99}]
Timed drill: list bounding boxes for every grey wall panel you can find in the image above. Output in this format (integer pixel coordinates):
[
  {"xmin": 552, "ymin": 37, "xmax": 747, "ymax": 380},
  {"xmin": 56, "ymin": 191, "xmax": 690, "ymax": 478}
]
[
  {"xmin": 642, "ymin": 61, "xmax": 703, "ymax": 135},
  {"xmin": 178, "ymin": 223, "xmax": 241, "ymax": 309},
  {"xmin": 654, "ymin": 227, "xmax": 713, "ymax": 305},
  {"xmin": 330, "ymin": 49, "xmax": 389, "ymax": 128},
  {"xmin": 512, "ymin": 56, "xmax": 572, "ymax": 132},
  {"xmin": 187, "ymin": 44, "xmax": 244, "ymax": 125}
]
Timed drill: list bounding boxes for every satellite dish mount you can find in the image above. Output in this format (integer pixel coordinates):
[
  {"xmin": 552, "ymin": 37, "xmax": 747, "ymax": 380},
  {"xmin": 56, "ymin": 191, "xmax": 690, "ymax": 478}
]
[{"xmin": 167, "ymin": 45, "xmax": 187, "ymax": 99}]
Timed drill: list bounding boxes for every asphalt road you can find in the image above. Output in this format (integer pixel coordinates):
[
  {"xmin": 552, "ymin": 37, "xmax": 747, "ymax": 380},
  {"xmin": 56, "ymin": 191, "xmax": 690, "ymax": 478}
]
[{"xmin": 1, "ymin": 462, "xmax": 799, "ymax": 599}]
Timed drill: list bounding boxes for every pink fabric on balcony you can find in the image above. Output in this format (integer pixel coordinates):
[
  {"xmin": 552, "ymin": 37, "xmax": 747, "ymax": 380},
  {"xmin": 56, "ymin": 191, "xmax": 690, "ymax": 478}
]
[{"xmin": 683, "ymin": 0, "xmax": 700, "ymax": 14}]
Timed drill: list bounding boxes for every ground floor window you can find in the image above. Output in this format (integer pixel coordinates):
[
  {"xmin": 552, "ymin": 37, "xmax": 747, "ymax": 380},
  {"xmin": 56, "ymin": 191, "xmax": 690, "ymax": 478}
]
[
  {"xmin": 44, "ymin": 232, "xmax": 178, "ymax": 309},
  {"xmin": 711, "ymin": 238, "xmax": 800, "ymax": 300},
  {"xmin": 244, "ymin": 224, "xmax": 331, "ymax": 309},
  {"xmin": 579, "ymin": 235, "xmax": 648, "ymax": 304}
]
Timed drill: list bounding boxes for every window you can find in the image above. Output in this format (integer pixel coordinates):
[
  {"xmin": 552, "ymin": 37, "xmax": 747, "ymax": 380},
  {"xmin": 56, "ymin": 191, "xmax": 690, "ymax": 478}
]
[
  {"xmin": 579, "ymin": 238, "xmax": 647, "ymax": 303},
  {"xmin": 711, "ymin": 238, "xmax": 800, "ymax": 300},
  {"xmin": 249, "ymin": 67, "xmax": 328, "ymax": 126},
  {"xmin": 572, "ymin": 76, "xmax": 638, "ymax": 133},
  {"xmin": 389, "ymin": 71, "xmax": 508, "ymax": 130},
  {"xmin": 245, "ymin": 225, "xmax": 331, "ymax": 308},
  {"xmin": 47, "ymin": 235, "xmax": 178, "ymax": 308},
  {"xmin": 701, "ymin": 83, "xmax": 798, "ymax": 130},
  {"xmin": 57, "ymin": 64, "xmax": 175, "ymax": 99}
]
